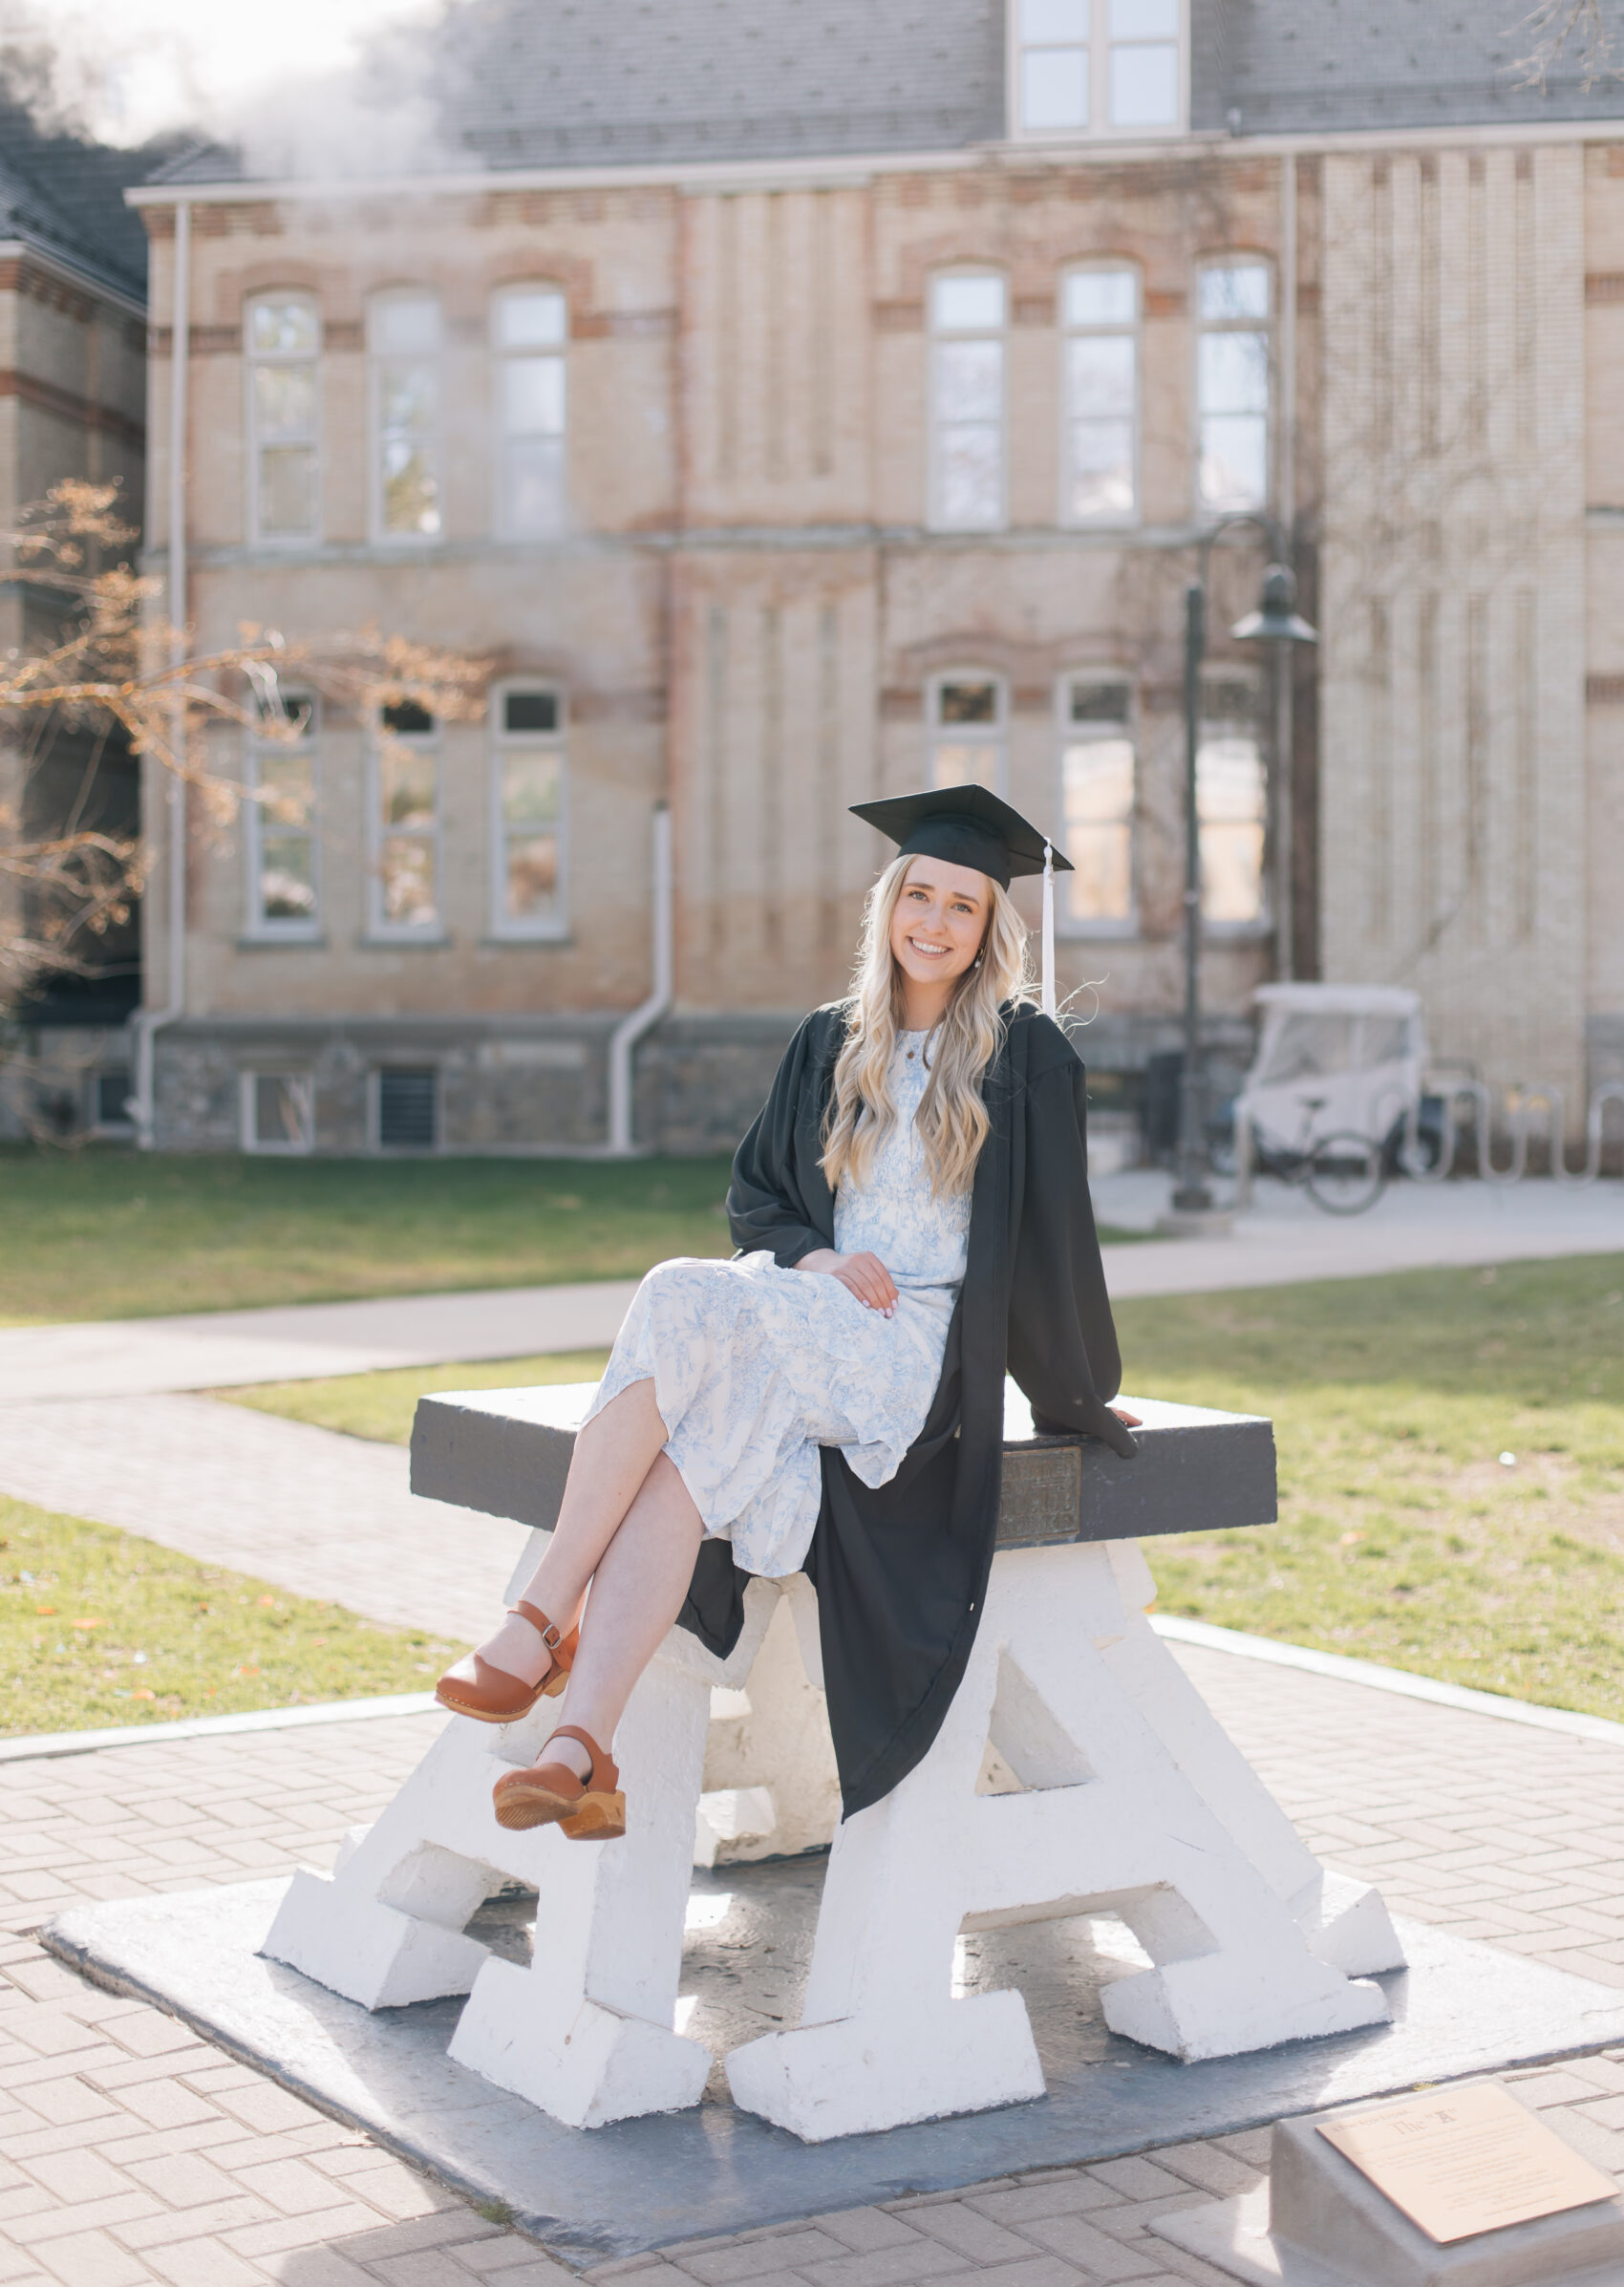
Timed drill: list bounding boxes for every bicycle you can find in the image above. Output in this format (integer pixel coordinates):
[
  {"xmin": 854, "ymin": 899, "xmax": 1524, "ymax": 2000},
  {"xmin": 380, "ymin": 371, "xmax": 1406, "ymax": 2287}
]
[{"xmin": 1242, "ymin": 1097, "xmax": 1388, "ymax": 1215}]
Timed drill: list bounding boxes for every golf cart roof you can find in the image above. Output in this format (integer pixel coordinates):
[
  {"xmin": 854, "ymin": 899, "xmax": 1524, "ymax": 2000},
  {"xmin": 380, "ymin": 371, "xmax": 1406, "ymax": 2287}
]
[{"xmin": 1252, "ymin": 984, "xmax": 1422, "ymax": 1017}]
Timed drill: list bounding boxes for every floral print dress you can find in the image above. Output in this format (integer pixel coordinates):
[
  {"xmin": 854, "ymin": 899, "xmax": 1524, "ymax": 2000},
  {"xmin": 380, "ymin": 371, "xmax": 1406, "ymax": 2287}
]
[{"xmin": 582, "ymin": 1032, "xmax": 970, "ymax": 1577}]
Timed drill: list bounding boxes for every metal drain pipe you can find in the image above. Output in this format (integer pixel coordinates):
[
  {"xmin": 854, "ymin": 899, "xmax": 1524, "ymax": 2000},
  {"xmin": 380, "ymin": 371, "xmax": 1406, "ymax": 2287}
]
[
  {"xmin": 606, "ymin": 803, "xmax": 673, "ymax": 1155},
  {"xmin": 129, "ymin": 194, "xmax": 191, "ymax": 1148}
]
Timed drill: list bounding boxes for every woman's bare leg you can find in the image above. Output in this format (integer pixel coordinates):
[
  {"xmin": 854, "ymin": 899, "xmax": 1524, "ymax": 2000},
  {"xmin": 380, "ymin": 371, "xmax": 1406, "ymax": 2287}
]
[
  {"xmin": 462, "ymin": 1379, "xmax": 672, "ymax": 1689},
  {"xmin": 542, "ymin": 1451, "xmax": 703, "ymax": 1781},
  {"xmin": 520, "ymin": 1378, "xmax": 672, "ymax": 1618}
]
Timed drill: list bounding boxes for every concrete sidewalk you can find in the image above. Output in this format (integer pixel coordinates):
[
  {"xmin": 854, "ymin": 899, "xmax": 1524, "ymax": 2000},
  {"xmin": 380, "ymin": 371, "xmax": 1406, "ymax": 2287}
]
[
  {"xmin": 0, "ymin": 1279, "xmax": 640, "ymax": 1406},
  {"xmin": 0, "ymin": 1395, "xmax": 525, "ymax": 1641},
  {"xmin": 3, "ymin": 1177, "xmax": 1617, "ymax": 1404},
  {"xmin": 7, "ymin": 1637, "xmax": 1624, "ymax": 2284}
]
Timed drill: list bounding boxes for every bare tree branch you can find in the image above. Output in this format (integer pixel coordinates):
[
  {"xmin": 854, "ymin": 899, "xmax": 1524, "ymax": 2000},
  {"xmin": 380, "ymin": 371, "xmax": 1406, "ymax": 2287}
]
[
  {"xmin": 1507, "ymin": 0, "xmax": 1620, "ymax": 90},
  {"xmin": 0, "ymin": 481, "xmax": 487, "ymax": 1015}
]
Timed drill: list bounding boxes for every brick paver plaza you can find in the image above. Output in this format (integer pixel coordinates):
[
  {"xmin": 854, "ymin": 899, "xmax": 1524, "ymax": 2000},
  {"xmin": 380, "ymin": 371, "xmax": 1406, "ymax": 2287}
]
[{"xmin": 8, "ymin": 1645, "xmax": 1624, "ymax": 2286}]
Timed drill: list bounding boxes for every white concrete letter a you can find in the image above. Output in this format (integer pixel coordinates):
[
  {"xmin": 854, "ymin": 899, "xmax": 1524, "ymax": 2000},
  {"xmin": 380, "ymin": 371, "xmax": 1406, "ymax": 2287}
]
[{"xmin": 726, "ymin": 1540, "xmax": 1400, "ymax": 2142}]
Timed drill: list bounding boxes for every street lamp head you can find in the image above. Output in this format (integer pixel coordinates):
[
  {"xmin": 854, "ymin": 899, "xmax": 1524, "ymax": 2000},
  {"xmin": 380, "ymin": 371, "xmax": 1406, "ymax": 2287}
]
[{"xmin": 1230, "ymin": 562, "xmax": 1318, "ymax": 645}]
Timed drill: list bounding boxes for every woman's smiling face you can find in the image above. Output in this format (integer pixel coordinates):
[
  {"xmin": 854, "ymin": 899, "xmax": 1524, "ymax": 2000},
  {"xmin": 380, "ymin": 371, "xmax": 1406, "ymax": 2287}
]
[{"xmin": 887, "ymin": 856, "xmax": 990, "ymax": 1003}]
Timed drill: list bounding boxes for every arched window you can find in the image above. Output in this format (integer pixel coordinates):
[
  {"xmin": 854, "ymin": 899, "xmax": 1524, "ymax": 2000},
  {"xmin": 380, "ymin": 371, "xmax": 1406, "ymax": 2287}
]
[
  {"xmin": 369, "ymin": 289, "xmax": 443, "ymax": 543},
  {"xmin": 1198, "ymin": 669, "xmax": 1268, "ymax": 927},
  {"xmin": 1060, "ymin": 265, "xmax": 1139, "ymax": 524},
  {"xmin": 927, "ymin": 673, "xmax": 1007, "ymax": 794},
  {"xmin": 492, "ymin": 285, "xmax": 567, "ymax": 540},
  {"xmin": 245, "ymin": 690, "xmax": 319, "ymax": 937},
  {"xmin": 246, "ymin": 293, "xmax": 319, "ymax": 543},
  {"xmin": 370, "ymin": 700, "xmax": 442, "ymax": 937},
  {"xmin": 489, "ymin": 682, "xmax": 568, "ymax": 935},
  {"xmin": 1196, "ymin": 260, "xmax": 1271, "ymax": 514},
  {"xmin": 929, "ymin": 273, "xmax": 1007, "ymax": 532},
  {"xmin": 1058, "ymin": 674, "xmax": 1135, "ymax": 930}
]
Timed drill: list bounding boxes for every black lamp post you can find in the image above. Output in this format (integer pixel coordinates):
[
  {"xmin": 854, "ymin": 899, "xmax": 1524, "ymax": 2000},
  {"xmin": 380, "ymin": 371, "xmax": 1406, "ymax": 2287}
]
[{"xmin": 1171, "ymin": 518, "xmax": 1318, "ymax": 1219}]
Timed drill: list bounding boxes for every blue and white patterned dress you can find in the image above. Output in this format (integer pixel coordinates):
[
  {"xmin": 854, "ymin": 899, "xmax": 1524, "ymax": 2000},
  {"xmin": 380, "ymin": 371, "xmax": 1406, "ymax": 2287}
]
[{"xmin": 583, "ymin": 1032, "xmax": 970, "ymax": 1577}]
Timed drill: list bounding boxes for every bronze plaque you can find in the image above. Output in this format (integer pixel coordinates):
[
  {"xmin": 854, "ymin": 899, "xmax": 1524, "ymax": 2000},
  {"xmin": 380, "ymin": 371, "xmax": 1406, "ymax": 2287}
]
[
  {"xmin": 995, "ymin": 1446, "xmax": 1082, "ymax": 1546},
  {"xmin": 1317, "ymin": 2084, "xmax": 1619, "ymax": 2245}
]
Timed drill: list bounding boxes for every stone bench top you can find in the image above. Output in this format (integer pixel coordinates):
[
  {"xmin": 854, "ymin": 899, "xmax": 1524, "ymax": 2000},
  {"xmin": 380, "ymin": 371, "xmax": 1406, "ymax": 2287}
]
[{"xmin": 410, "ymin": 1379, "xmax": 1276, "ymax": 1549}]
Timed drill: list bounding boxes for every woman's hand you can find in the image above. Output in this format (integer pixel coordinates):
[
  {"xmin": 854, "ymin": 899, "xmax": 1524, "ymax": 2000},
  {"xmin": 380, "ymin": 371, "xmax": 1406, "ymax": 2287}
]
[
  {"xmin": 1109, "ymin": 1405, "xmax": 1143, "ymax": 1428},
  {"xmin": 797, "ymin": 1248, "xmax": 898, "ymax": 1318}
]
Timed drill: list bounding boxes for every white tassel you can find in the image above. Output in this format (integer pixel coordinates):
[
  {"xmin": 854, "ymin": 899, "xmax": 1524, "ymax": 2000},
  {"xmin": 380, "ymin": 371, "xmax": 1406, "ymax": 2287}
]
[{"xmin": 1041, "ymin": 841, "xmax": 1056, "ymax": 1019}]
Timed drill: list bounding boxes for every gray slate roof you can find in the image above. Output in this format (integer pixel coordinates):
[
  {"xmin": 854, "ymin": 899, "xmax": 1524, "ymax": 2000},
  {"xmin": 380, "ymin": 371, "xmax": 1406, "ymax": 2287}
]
[
  {"xmin": 149, "ymin": 0, "xmax": 1624, "ymax": 189},
  {"xmin": 0, "ymin": 102, "xmax": 159, "ymax": 299},
  {"xmin": 1199, "ymin": 0, "xmax": 1624, "ymax": 136}
]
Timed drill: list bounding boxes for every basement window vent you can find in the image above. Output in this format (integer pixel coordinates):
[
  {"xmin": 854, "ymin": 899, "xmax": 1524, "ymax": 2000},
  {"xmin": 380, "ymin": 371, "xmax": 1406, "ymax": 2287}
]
[
  {"xmin": 95, "ymin": 1070, "xmax": 133, "ymax": 1128},
  {"xmin": 244, "ymin": 1072, "xmax": 314, "ymax": 1155},
  {"xmin": 376, "ymin": 1066, "xmax": 438, "ymax": 1150}
]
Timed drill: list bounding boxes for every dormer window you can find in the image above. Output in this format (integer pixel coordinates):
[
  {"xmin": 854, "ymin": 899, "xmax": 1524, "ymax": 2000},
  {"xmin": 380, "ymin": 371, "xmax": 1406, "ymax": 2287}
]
[{"xmin": 1013, "ymin": 0, "xmax": 1183, "ymax": 139}]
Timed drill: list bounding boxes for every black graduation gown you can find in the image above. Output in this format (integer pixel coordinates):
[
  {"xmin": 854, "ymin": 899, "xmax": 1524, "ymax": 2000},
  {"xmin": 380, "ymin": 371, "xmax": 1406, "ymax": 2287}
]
[{"xmin": 675, "ymin": 999, "xmax": 1137, "ymax": 1821}]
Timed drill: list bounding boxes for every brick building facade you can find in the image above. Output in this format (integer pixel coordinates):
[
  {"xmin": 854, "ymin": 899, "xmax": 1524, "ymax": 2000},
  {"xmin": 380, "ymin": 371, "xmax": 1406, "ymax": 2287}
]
[
  {"xmin": 127, "ymin": 0, "xmax": 1624, "ymax": 1153},
  {"xmin": 0, "ymin": 106, "xmax": 151, "ymax": 1134}
]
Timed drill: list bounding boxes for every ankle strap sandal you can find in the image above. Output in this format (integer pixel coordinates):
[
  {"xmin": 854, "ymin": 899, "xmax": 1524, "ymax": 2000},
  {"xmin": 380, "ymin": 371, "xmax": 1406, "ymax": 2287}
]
[
  {"xmin": 491, "ymin": 1723, "xmax": 626, "ymax": 1841},
  {"xmin": 434, "ymin": 1601, "xmax": 579, "ymax": 1724}
]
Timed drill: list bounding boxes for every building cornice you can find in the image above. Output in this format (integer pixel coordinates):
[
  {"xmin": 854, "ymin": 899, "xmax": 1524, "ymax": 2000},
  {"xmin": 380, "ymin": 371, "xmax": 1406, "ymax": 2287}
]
[
  {"xmin": 125, "ymin": 110, "xmax": 1624, "ymax": 212},
  {"xmin": 0, "ymin": 239, "xmax": 146, "ymax": 321}
]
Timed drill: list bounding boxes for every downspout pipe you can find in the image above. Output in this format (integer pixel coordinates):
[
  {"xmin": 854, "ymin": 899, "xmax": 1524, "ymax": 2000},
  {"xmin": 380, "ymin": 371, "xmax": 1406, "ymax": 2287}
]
[
  {"xmin": 129, "ymin": 195, "xmax": 190, "ymax": 1148},
  {"xmin": 606, "ymin": 803, "xmax": 673, "ymax": 1156}
]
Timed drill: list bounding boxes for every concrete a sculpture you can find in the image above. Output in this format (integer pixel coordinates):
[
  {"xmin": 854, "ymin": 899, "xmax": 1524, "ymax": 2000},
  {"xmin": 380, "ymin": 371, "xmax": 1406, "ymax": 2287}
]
[{"xmin": 262, "ymin": 1383, "xmax": 1404, "ymax": 2138}]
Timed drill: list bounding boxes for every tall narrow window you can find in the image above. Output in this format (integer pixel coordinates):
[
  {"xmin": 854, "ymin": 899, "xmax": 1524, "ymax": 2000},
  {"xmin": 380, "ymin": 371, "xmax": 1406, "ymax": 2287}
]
[
  {"xmin": 371, "ymin": 701, "xmax": 441, "ymax": 936},
  {"xmin": 1198, "ymin": 673, "xmax": 1268, "ymax": 926},
  {"xmin": 1015, "ymin": 0, "xmax": 1182, "ymax": 135},
  {"xmin": 1017, "ymin": 0, "xmax": 1090, "ymax": 130},
  {"xmin": 494, "ymin": 286, "xmax": 567, "ymax": 539},
  {"xmin": 246, "ymin": 294, "xmax": 319, "ymax": 543},
  {"xmin": 930, "ymin": 274, "xmax": 1006, "ymax": 532},
  {"xmin": 246, "ymin": 692, "xmax": 319, "ymax": 937},
  {"xmin": 1196, "ymin": 261, "xmax": 1271, "ymax": 513},
  {"xmin": 1061, "ymin": 267, "xmax": 1138, "ymax": 523},
  {"xmin": 370, "ymin": 290, "xmax": 442, "ymax": 542},
  {"xmin": 928, "ymin": 674, "xmax": 1007, "ymax": 793},
  {"xmin": 491, "ymin": 684, "xmax": 567, "ymax": 935},
  {"xmin": 1108, "ymin": 0, "xmax": 1180, "ymax": 126},
  {"xmin": 1058, "ymin": 677, "xmax": 1135, "ymax": 928}
]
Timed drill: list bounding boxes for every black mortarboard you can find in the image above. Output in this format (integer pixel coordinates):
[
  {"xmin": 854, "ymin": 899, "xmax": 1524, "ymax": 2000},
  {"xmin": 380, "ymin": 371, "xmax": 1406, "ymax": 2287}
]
[{"xmin": 849, "ymin": 783, "xmax": 1072, "ymax": 891}]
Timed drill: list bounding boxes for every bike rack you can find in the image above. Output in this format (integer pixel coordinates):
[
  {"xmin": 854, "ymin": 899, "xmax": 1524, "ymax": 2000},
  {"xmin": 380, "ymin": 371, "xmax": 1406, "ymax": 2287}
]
[{"xmin": 1400, "ymin": 1079, "xmax": 1624, "ymax": 1188}]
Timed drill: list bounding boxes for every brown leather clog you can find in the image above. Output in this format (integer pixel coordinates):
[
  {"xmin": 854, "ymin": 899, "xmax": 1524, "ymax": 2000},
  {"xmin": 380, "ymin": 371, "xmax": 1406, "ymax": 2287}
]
[
  {"xmin": 491, "ymin": 1723, "xmax": 625, "ymax": 1841},
  {"xmin": 435, "ymin": 1601, "xmax": 578, "ymax": 1723}
]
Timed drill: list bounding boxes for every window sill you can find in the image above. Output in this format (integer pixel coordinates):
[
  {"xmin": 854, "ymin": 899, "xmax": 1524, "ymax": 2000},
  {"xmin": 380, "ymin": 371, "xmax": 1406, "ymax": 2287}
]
[
  {"xmin": 1008, "ymin": 122, "xmax": 1191, "ymax": 148},
  {"xmin": 482, "ymin": 929, "xmax": 572, "ymax": 948},
  {"xmin": 1059, "ymin": 922, "xmax": 1140, "ymax": 942},
  {"xmin": 360, "ymin": 932, "xmax": 453, "ymax": 949},
  {"xmin": 237, "ymin": 932, "xmax": 326, "ymax": 950},
  {"xmin": 1202, "ymin": 921, "xmax": 1272, "ymax": 942}
]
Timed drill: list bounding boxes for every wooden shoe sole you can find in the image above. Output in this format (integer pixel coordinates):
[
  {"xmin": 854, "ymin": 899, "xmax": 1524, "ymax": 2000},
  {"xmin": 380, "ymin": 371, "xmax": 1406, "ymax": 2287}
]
[
  {"xmin": 491, "ymin": 1775, "xmax": 627, "ymax": 1839},
  {"xmin": 490, "ymin": 1722, "xmax": 625, "ymax": 1842}
]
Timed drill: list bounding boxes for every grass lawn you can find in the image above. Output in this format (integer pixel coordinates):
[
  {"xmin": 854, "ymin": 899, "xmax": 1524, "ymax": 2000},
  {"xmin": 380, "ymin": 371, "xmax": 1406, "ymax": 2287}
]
[
  {"xmin": 0, "ymin": 1149, "xmax": 737, "ymax": 1325},
  {"xmin": 0, "ymin": 1145, "xmax": 1151, "ymax": 1326},
  {"xmin": 1, "ymin": 1492, "xmax": 459, "ymax": 1737},
  {"xmin": 228, "ymin": 1253, "xmax": 1624, "ymax": 1725},
  {"xmin": 1117, "ymin": 1253, "xmax": 1624, "ymax": 1720},
  {"xmin": 222, "ymin": 1349, "xmax": 613, "ymax": 1444}
]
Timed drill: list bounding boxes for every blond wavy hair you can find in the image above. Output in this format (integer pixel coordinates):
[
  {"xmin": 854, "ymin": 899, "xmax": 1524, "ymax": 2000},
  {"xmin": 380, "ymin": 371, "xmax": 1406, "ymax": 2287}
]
[{"xmin": 821, "ymin": 853, "xmax": 1035, "ymax": 1199}]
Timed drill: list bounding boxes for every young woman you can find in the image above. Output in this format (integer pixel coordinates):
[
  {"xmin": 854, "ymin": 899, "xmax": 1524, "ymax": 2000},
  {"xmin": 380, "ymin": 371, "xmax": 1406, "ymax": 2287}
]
[{"xmin": 436, "ymin": 785, "xmax": 1139, "ymax": 1839}]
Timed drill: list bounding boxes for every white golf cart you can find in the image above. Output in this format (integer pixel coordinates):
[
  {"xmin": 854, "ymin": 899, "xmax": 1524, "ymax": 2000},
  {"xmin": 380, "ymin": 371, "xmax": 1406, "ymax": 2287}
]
[{"xmin": 1232, "ymin": 984, "xmax": 1427, "ymax": 1213}]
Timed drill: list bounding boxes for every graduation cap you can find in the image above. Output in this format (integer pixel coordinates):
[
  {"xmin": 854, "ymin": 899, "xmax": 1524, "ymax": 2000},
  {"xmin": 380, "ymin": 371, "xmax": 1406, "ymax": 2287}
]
[{"xmin": 850, "ymin": 782, "xmax": 1070, "ymax": 1016}]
